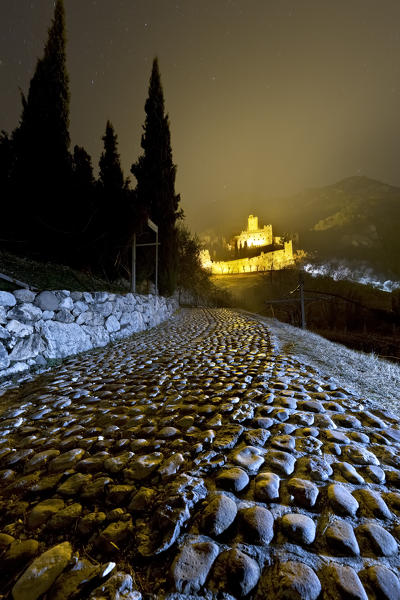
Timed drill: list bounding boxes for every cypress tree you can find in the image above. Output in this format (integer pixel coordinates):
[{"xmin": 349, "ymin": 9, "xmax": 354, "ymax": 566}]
[
  {"xmin": 131, "ymin": 57, "xmax": 182, "ymax": 295},
  {"xmin": 0, "ymin": 132, "xmax": 14, "ymax": 242},
  {"xmin": 13, "ymin": 0, "xmax": 71, "ymax": 255},
  {"xmin": 96, "ymin": 121, "xmax": 129, "ymax": 279},
  {"xmin": 99, "ymin": 121, "xmax": 125, "ymax": 193}
]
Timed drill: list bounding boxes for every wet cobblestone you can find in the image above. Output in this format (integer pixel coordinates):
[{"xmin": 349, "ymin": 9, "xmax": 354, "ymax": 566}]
[{"xmin": 0, "ymin": 308, "xmax": 400, "ymax": 599}]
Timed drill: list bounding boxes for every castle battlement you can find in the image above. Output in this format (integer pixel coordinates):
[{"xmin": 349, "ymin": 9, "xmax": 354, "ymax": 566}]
[{"xmin": 201, "ymin": 214, "xmax": 295, "ymax": 275}]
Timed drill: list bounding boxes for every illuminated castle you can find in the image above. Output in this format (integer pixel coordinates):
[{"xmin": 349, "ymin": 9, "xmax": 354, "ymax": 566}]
[
  {"xmin": 235, "ymin": 214, "xmax": 273, "ymax": 249},
  {"xmin": 200, "ymin": 214, "xmax": 295, "ymax": 275}
]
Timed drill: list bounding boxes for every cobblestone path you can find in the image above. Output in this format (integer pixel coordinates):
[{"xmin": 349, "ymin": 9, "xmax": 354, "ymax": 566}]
[{"xmin": 1, "ymin": 308, "xmax": 400, "ymax": 599}]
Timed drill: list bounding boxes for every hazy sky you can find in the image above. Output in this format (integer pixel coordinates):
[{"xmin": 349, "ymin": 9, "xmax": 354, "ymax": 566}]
[{"xmin": 2, "ymin": 0, "xmax": 400, "ymax": 235}]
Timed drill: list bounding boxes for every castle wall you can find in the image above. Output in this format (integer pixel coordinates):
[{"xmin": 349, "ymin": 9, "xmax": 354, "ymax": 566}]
[{"xmin": 208, "ymin": 243, "xmax": 294, "ymax": 275}]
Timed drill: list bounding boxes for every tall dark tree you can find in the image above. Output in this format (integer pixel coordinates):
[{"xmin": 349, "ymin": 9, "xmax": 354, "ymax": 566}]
[
  {"xmin": 12, "ymin": 0, "xmax": 71, "ymax": 255},
  {"xmin": 0, "ymin": 132, "xmax": 15, "ymax": 242},
  {"xmin": 99, "ymin": 121, "xmax": 125, "ymax": 193},
  {"xmin": 131, "ymin": 57, "xmax": 182, "ymax": 295},
  {"xmin": 67, "ymin": 145, "xmax": 96, "ymax": 265},
  {"xmin": 95, "ymin": 121, "xmax": 131, "ymax": 279}
]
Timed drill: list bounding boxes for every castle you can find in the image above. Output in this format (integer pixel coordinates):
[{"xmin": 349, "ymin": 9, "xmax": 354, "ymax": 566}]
[{"xmin": 200, "ymin": 214, "xmax": 295, "ymax": 275}]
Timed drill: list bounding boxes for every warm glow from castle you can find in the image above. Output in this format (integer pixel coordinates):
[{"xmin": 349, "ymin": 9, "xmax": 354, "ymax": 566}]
[
  {"xmin": 201, "ymin": 214, "xmax": 298, "ymax": 275},
  {"xmin": 235, "ymin": 215, "xmax": 273, "ymax": 249}
]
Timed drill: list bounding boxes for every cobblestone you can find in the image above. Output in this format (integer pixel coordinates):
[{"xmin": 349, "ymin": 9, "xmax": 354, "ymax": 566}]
[{"xmin": 0, "ymin": 307, "xmax": 400, "ymax": 599}]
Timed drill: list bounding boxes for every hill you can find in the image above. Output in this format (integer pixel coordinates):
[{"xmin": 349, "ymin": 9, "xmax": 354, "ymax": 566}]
[{"xmin": 271, "ymin": 176, "xmax": 400, "ymax": 277}]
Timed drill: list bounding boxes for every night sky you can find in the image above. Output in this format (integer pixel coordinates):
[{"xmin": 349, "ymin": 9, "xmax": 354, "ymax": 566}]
[{"xmin": 2, "ymin": 0, "xmax": 400, "ymax": 235}]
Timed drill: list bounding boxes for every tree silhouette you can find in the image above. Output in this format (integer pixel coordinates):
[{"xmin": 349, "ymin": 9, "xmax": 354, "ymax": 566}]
[
  {"xmin": 12, "ymin": 0, "xmax": 71, "ymax": 256},
  {"xmin": 96, "ymin": 121, "xmax": 132, "ymax": 279},
  {"xmin": 131, "ymin": 57, "xmax": 182, "ymax": 295}
]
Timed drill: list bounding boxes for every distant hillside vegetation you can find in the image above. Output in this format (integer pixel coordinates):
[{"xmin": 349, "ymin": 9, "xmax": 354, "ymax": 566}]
[{"xmin": 271, "ymin": 176, "xmax": 400, "ymax": 277}]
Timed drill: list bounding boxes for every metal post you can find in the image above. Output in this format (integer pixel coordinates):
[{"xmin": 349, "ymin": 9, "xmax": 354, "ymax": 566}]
[
  {"xmin": 155, "ymin": 229, "xmax": 159, "ymax": 295},
  {"xmin": 131, "ymin": 233, "xmax": 136, "ymax": 293},
  {"xmin": 300, "ymin": 273, "xmax": 306, "ymax": 329}
]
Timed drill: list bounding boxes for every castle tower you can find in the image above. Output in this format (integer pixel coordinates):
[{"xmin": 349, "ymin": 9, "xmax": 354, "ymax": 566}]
[{"xmin": 248, "ymin": 215, "xmax": 258, "ymax": 231}]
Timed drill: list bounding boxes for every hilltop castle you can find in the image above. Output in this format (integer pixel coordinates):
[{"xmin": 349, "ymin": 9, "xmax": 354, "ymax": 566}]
[{"xmin": 201, "ymin": 214, "xmax": 295, "ymax": 275}]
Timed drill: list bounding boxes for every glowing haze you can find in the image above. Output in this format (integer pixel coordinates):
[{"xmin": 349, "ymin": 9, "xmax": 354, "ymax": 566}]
[{"xmin": 1, "ymin": 0, "xmax": 400, "ymax": 236}]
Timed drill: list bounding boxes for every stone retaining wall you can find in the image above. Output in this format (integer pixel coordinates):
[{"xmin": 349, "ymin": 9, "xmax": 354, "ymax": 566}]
[{"xmin": 0, "ymin": 289, "xmax": 177, "ymax": 379}]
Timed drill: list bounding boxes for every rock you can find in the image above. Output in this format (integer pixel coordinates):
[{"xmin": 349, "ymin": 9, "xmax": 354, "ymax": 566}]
[
  {"xmin": 104, "ymin": 451, "xmax": 134, "ymax": 474},
  {"xmin": 72, "ymin": 300, "xmax": 88, "ymax": 315},
  {"xmin": 243, "ymin": 428, "xmax": 270, "ymax": 447},
  {"xmin": 124, "ymin": 453, "xmax": 163, "ymax": 480},
  {"xmin": 333, "ymin": 414, "xmax": 362, "ymax": 428},
  {"xmin": 356, "ymin": 522, "xmax": 398, "ymax": 556},
  {"xmin": 37, "ymin": 321, "xmax": 91, "ymax": 359},
  {"xmin": 0, "ymin": 291, "xmax": 16, "ymax": 307},
  {"xmin": 385, "ymin": 491, "xmax": 400, "ymax": 511},
  {"xmin": 355, "ymin": 489, "xmax": 391, "ymax": 519},
  {"xmin": 325, "ymin": 430, "xmax": 351, "ymax": 444},
  {"xmin": 159, "ymin": 426, "xmax": 180, "ymax": 438},
  {"xmin": 172, "ymin": 537, "xmax": 219, "ymax": 593},
  {"xmin": 239, "ymin": 505, "xmax": 274, "ymax": 544},
  {"xmin": 0, "ymin": 323, "xmax": 11, "ymax": 340},
  {"xmin": 292, "ymin": 411, "xmax": 314, "ymax": 426},
  {"xmin": 7, "ymin": 303, "xmax": 42, "ymax": 322},
  {"xmin": 6, "ymin": 319, "xmax": 34, "ymax": 338},
  {"xmin": 107, "ymin": 484, "xmax": 135, "ymax": 505},
  {"xmin": 13, "ymin": 289, "xmax": 35, "ymax": 304},
  {"xmin": 46, "ymin": 557, "xmax": 98, "ymax": 600},
  {"xmin": 57, "ymin": 472, "xmax": 92, "ymax": 496},
  {"xmin": 25, "ymin": 449, "xmax": 61, "ymax": 473},
  {"xmin": 34, "ymin": 291, "xmax": 60, "ymax": 311},
  {"xmin": 96, "ymin": 520, "xmax": 133, "ymax": 554},
  {"xmin": 270, "ymin": 434, "xmax": 296, "ymax": 452},
  {"xmin": 12, "ymin": 541, "xmax": 72, "ymax": 600},
  {"xmin": 9, "ymin": 334, "xmax": 44, "ymax": 361},
  {"xmin": 366, "ymin": 465, "xmax": 385, "ymax": 483},
  {"xmin": 254, "ymin": 472, "xmax": 280, "ymax": 501},
  {"xmin": 209, "ymin": 547, "xmax": 260, "ymax": 597},
  {"xmin": 92, "ymin": 291, "xmax": 109, "ymax": 303},
  {"xmin": 82, "ymin": 325, "xmax": 109, "ymax": 346},
  {"xmin": 287, "ymin": 478, "xmax": 319, "ymax": 508},
  {"xmin": 328, "ymin": 484, "xmax": 359, "ymax": 517},
  {"xmin": 55, "ymin": 309, "xmax": 75, "ymax": 324},
  {"xmin": 231, "ymin": 445, "xmax": 265, "ymax": 473},
  {"xmin": 351, "ymin": 432, "xmax": 371, "ymax": 444},
  {"xmin": 326, "ymin": 519, "xmax": 360, "ymax": 555},
  {"xmin": 0, "ymin": 533, "xmax": 14, "ymax": 551},
  {"xmin": 49, "ymin": 448, "xmax": 86, "ymax": 472},
  {"xmin": 213, "ymin": 425, "xmax": 244, "ymax": 450},
  {"xmin": 360, "ymin": 565, "xmax": 400, "ymax": 600},
  {"xmin": 324, "ymin": 564, "xmax": 368, "ymax": 600},
  {"xmin": 281, "ymin": 513, "xmax": 316, "ymax": 545},
  {"xmin": 4, "ymin": 539, "xmax": 39, "ymax": 570},
  {"xmin": 337, "ymin": 462, "xmax": 365, "ymax": 484},
  {"xmin": 128, "ymin": 487, "xmax": 157, "ymax": 512},
  {"xmin": 264, "ymin": 450, "xmax": 296, "ymax": 476},
  {"xmin": 301, "ymin": 456, "xmax": 333, "ymax": 481},
  {"xmin": 200, "ymin": 494, "xmax": 237, "ymax": 536},
  {"xmin": 47, "ymin": 503, "xmax": 82, "ymax": 530},
  {"xmin": 0, "ymin": 341, "xmax": 10, "ymax": 369},
  {"xmin": 89, "ymin": 571, "xmax": 142, "ymax": 599},
  {"xmin": 297, "ymin": 400, "xmax": 325, "ymax": 413},
  {"xmin": 27, "ymin": 498, "xmax": 65, "ymax": 529},
  {"xmin": 256, "ymin": 561, "xmax": 321, "ymax": 600},
  {"xmin": 215, "ymin": 467, "xmax": 250, "ymax": 492},
  {"xmin": 81, "ymin": 476, "xmax": 113, "ymax": 502},
  {"xmin": 78, "ymin": 512, "xmax": 107, "ymax": 536},
  {"xmin": 105, "ymin": 314, "xmax": 120, "ymax": 333},
  {"xmin": 344, "ymin": 445, "xmax": 380, "ymax": 466}
]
